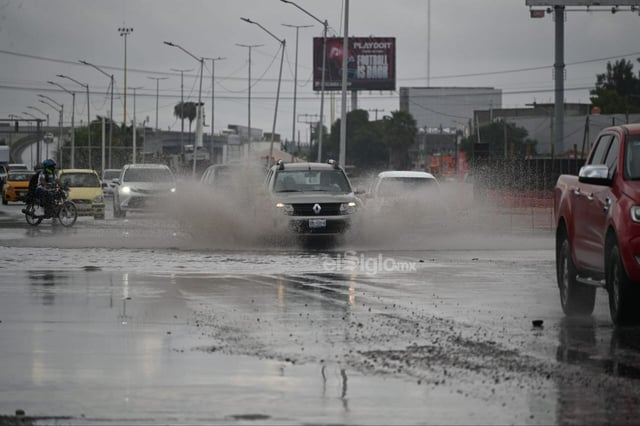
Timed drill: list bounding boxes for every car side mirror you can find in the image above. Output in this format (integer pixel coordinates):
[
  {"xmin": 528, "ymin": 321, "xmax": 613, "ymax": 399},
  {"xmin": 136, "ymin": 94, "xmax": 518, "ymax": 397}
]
[
  {"xmin": 112, "ymin": 178, "xmax": 120, "ymax": 185},
  {"xmin": 578, "ymin": 165, "xmax": 612, "ymax": 186}
]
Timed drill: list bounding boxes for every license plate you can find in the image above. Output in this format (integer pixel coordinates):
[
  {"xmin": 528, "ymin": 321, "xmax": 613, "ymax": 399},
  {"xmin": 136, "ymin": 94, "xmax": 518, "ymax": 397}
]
[{"xmin": 309, "ymin": 219, "xmax": 326, "ymax": 228}]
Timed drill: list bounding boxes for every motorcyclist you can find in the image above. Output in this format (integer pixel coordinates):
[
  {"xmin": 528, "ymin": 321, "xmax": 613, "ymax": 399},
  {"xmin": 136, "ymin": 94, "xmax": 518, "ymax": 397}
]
[{"xmin": 35, "ymin": 159, "xmax": 59, "ymax": 217}]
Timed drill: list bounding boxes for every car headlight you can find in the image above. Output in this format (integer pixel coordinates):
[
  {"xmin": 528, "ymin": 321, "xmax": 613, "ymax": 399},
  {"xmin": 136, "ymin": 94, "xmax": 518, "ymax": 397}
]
[
  {"xmin": 170, "ymin": 188, "xmax": 176, "ymax": 193},
  {"xmin": 340, "ymin": 201, "xmax": 358, "ymax": 215},
  {"xmin": 121, "ymin": 186, "xmax": 131, "ymax": 194},
  {"xmin": 631, "ymin": 206, "xmax": 640, "ymax": 223},
  {"xmin": 94, "ymin": 195, "xmax": 104, "ymax": 203},
  {"xmin": 276, "ymin": 202, "xmax": 294, "ymax": 215}
]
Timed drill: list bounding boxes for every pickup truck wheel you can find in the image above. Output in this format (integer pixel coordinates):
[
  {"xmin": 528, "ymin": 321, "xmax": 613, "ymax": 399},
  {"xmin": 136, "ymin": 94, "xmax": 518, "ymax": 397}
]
[
  {"xmin": 607, "ymin": 244, "xmax": 639, "ymax": 325},
  {"xmin": 558, "ymin": 237, "xmax": 596, "ymax": 316}
]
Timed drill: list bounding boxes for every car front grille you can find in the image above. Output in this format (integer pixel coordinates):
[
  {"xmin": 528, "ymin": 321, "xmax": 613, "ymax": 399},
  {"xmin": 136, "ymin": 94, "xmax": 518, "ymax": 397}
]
[{"xmin": 292, "ymin": 203, "xmax": 342, "ymax": 216}]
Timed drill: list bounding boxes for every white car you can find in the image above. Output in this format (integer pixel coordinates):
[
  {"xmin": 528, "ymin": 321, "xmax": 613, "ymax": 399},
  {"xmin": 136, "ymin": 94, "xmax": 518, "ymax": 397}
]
[
  {"xmin": 101, "ymin": 168, "xmax": 121, "ymax": 197},
  {"xmin": 365, "ymin": 171, "xmax": 445, "ymax": 222},
  {"xmin": 112, "ymin": 164, "xmax": 176, "ymax": 218}
]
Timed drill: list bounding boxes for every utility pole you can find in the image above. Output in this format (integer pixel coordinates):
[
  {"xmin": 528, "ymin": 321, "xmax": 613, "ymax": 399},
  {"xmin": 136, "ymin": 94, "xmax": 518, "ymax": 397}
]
[
  {"xmin": 236, "ymin": 43, "xmax": 263, "ymax": 155},
  {"xmin": 203, "ymin": 57, "xmax": 225, "ymax": 163},
  {"xmin": 283, "ymin": 23, "xmax": 312, "ymax": 163},
  {"xmin": 171, "ymin": 68, "xmax": 193, "ymax": 157},
  {"xmin": 147, "ymin": 76, "xmax": 168, "ymax": 131},
  {"xmin": 119, "ymin": 26, "xmax": 134, "ymax": 125}
]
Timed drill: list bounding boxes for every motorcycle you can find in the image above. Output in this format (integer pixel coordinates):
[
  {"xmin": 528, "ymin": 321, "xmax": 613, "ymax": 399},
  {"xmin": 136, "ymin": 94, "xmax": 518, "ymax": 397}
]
[{"xmin": 23, "ymin": 184, "xmax": 78, "ymax": 227}]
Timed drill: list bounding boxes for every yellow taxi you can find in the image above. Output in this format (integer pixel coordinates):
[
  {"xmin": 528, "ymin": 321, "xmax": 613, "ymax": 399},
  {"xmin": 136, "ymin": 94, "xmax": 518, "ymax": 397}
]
[
  {"xmin": 57, "ymin": 169, "xmax": 105, "ymax": 219},
  {"xmin": 2, "ymin": 170, "xmax": 36, "ymax": 204}
]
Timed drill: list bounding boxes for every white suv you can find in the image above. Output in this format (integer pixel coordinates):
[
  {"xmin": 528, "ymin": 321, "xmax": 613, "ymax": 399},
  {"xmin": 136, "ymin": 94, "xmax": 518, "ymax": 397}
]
[{"xmin": 112, "ymin": 164, "xmax": 176, "ymax": 218}]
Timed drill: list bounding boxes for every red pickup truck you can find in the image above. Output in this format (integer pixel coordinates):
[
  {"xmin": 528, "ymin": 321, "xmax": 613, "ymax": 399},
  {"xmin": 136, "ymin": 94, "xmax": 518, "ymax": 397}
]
[{"xmin": 554, "ymin": 124, "xmax": 640, "ymax": 325}]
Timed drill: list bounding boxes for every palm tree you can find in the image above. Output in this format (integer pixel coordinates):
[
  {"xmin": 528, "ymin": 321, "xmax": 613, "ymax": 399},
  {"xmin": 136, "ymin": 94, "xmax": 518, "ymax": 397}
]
[{"xmin": 173, "ymin": 101, "xmax": 198, "ymax": 145}]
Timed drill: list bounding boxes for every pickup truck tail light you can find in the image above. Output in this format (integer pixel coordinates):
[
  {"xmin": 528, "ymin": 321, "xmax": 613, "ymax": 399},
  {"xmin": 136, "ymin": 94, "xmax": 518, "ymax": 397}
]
[{"xmin": 631, "ymin": 206, "xmax": 640, "ymax": 223}]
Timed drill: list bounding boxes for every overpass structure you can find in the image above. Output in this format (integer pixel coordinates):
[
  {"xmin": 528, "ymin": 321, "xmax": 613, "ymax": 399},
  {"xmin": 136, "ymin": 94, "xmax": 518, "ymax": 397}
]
[{"xmin": 0, "ymin": 119, "xmax": 65, "ymax": 168}]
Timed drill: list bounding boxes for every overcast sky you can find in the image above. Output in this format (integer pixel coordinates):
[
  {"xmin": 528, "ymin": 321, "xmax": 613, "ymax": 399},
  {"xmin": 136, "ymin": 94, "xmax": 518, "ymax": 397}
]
[{"xmin": 1, "ymin": 0, "xmax": 639, "ymax": 142}]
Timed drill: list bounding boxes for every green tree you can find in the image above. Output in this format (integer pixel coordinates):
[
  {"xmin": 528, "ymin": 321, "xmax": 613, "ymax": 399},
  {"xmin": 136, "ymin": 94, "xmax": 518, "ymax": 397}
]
[
  {"xmin": 382, "ymin": 110, "xmax": 417, "ymax": 169},
  {"xmin": 173, "ymin": 101, "xmax": 198, "ymax": 145},
  {"xmin": 590, "ymin": 58, "xmax": 640, "ymax": 114},
  {"xmin": 459, "ymin": 120, "xmax": 537, "ymax": 159},
  {"xmin": 327, "ymin": 109, "xmax": 387, "ymax": 170}
]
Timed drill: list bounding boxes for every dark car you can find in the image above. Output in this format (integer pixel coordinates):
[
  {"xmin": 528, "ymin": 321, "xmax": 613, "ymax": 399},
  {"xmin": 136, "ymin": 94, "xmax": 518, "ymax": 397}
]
[{"xmin": 264, "ymin": 160, "xmax": 360, "ymax": 236}]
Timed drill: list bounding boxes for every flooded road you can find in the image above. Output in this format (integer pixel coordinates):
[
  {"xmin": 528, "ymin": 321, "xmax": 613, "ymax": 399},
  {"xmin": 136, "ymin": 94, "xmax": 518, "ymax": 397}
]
[{"xmin": 1, "ymin": 201, "xmax": 639, "ymax": 425}]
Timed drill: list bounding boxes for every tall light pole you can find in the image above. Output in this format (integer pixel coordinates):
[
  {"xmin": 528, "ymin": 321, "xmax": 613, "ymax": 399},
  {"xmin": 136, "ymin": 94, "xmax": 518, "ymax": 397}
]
[
  {"xmin": 281, "ymin": 0, "xmax": 328, "ymax": 162},
  {"xmin": 241, "ymin": 18, "xmax": 285, "ymax": 168},
  {"xmin": 236, "ymin": 43, "xmax": 263, "ymax": 156},
  {"xmin": 202, "ymin": 57, "xmax": 225, "ymax": 163},
  {"xmin": 171, "ymin": 68, "xmax": 193, "ymax": 157},
  {"xmin": 80, "ymin": 60, "xmax": 115, "ymax": 169},
  {"xmin": 164, "ymin": 41, "xmax": 205, "ymax": 179},
  {"xmin": 283, "ymin": 23, "xmax": 312, "ymax": 160},
  {"xmin": 37, "ymin": 95, "xmax": 63, "ymax": 162},
  {"xmin": 147, "ymin": 76, "xmax": 168, "ymax": 131},
  {"xmin": 58, "ymin": 74, "xmax": 91, "ymax": 170},
  {"xmin": 34, "ymin": 102, "xmax": 62, "ymax": 163},
  {"xmin": 339, "ymin": 0, "xmax": 350, "ymax": 167},
  {"xmin": 129, "ymin": 86, "xmax": 144, "ymax": 164},
  {"xmin": 48, "ymin": 80, "xmax": 76, "ymax": 168},
  {"xmin": 118, "ymin": 27, "xmax": 134, "ymax": 125}
]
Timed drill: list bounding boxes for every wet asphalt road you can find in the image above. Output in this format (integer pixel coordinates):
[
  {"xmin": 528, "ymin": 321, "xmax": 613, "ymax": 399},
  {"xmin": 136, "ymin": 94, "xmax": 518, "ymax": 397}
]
[{"xmin": 1, "ymin": 199, "xmax": 640, "ymax": 425}]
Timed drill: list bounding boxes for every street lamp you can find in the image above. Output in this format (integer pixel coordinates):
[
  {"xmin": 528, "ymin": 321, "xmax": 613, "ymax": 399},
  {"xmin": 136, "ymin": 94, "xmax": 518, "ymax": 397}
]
[
  {"xmin": 147, "ymin": 76, "xmax": 168, "ymax": 131},
  {"xmin": 236, "ymin": 43, "xmax": 263, "ymax": 156},
  {"xmin": 118, "ymin": 26, "xmax": 134, "ymax": 125},
  {"xmin": 283, "ymin": 23, "xmax": 312, "ymax": 160},
  {"xmin": 58, "ymin": 74, "xmax": 92, "ymax": 170},
  {"xmin": 164, "ymin": 41, "xmax": 205, "ymax": 179},
  {"xmin": 202, "ymin": 57, "xmax": 225, "ymax": 163},
  {"xmin": 241, "ymin": 17, "xmax": 286, "ymax": 168},
  {"xmin": 27, "ymin": 106, "xmax": 49, "ymax": 126},
  {"xmin": 80, "ymin": 60, "xmax": 114, "ymax": 169},
  {"xmin": 48, "ymin": 80, "xmax": 76, "ymax": 168},
  {"xmin": 37, "ymin": 95, "xmax": 64, "ymax": 162},
  {"xmin": 281, "ymin": 0, "xmax": 328, "ymax": 162}
]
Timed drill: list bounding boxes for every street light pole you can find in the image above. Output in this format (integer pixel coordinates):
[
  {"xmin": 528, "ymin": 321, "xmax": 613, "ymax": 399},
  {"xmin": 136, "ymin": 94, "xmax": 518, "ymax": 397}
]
[
  {"xmin": 241, "ymin": 18, "xmax": 286, "ymax": 168},
  {"xmin": 283, "ymin": 23, "xmax": 312, "ymax": 160},
  {"xmin": 79, "ymin": 60, "xmax": 114, "ymax": 169},
  {"xmin": 129, "ymin": 86, "xmax": 144, "ymax": 164},
  {"xmin": 171, "ymin": 68, "xmax": 193, "ymax": 157},
  {"xmin": 147, "ymin": 76, "xmax": 168, "ymax": 131},
  {"xmin": 339, "ymin": 0, "xmax": 350, "ymax": 167},
  {"xmin": 58, "ymin": 74, "xmax": 91, "ymax": 170},
  {"xmin": 236, "ymin": 43, "xmax": 263, "ymax": 156},
  {"xmin": 27, "ymin": 106, "xmax": 49, "ymax": 127},
  {"xmin": 37, "ymin": 95, "xmax": 64, "ymax": 162},
  {"xmin": 118, "ymin": 27, "xmax": 133, "ymax": 125},
  {"xmin": 164, "ymin": 41, "xmax": 205, "ymax": 179},
  {"xmin": 49, "ymin": 80, "xmax": 75, "ymax": 168},
  {"xmin": 280, "ymin": 0, "xmax": 328, "ymax": 162},
  {"xmin": 203, "ymin": 57, "xmax": 225, "ymax": 163}
]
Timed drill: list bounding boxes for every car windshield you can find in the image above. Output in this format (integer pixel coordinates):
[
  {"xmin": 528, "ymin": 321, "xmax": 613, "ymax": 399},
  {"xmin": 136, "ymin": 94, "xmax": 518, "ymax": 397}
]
[
  {"xmin": 377, "ymin": 177, "xmax": 438, "ymax": 197},
  {"xmin": 8, "ymin": 172, "xmax": 35, "ymax": 182},
  {"xmin": 274, "ymin": 169, "xmax": 351, "ymax": 193},
  {"xmin": 625, "ymin": 135, "xmax": 640, "ymax": 179},
  {"xmin": 60, "ymin": 173, "xmax": 100, "ymax": 188},
  {"xmin": 123, "ymin": 168, "xmax": 174, "ymax": 183},
  {"xmin": 103, "ymin": 170, "xmax": 120, "ymax": 180}
]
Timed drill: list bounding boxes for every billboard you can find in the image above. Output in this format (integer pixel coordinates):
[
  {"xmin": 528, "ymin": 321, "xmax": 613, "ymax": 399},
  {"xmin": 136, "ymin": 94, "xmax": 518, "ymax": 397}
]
[
  {"xmin": 526, "ymin": 0, "xmax": 639, "ymax": 5},
  {"xmin": 313, "ymin": 37, "xmax": 396, "ymax": 91}
]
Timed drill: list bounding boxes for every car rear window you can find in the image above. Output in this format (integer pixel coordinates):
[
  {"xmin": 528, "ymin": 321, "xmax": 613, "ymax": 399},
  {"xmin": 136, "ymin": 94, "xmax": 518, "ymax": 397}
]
[
  {"xmin": 8, "ymin": 172, "xmax": 35, "ymax": 181},
  {"xmin": 60, "ymin": 173, "xmax": 100, "ymax": 188}
]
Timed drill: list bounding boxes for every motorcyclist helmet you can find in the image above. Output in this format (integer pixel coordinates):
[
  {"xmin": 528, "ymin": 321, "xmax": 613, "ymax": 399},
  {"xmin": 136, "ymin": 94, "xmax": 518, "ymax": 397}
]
[{"xmin": 42, "ymin": 159, "xmax": 56, "ymax": 170}]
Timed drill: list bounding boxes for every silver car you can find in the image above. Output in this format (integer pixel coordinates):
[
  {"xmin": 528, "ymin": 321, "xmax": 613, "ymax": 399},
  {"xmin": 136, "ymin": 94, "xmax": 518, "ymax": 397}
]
[
  {"xmin": 112, "ymin": 164, "xmax": 176, "ymax": 218},
  {"xmin": 265, "ymin": 160, "xmax": 360, "ymax": 236}
]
